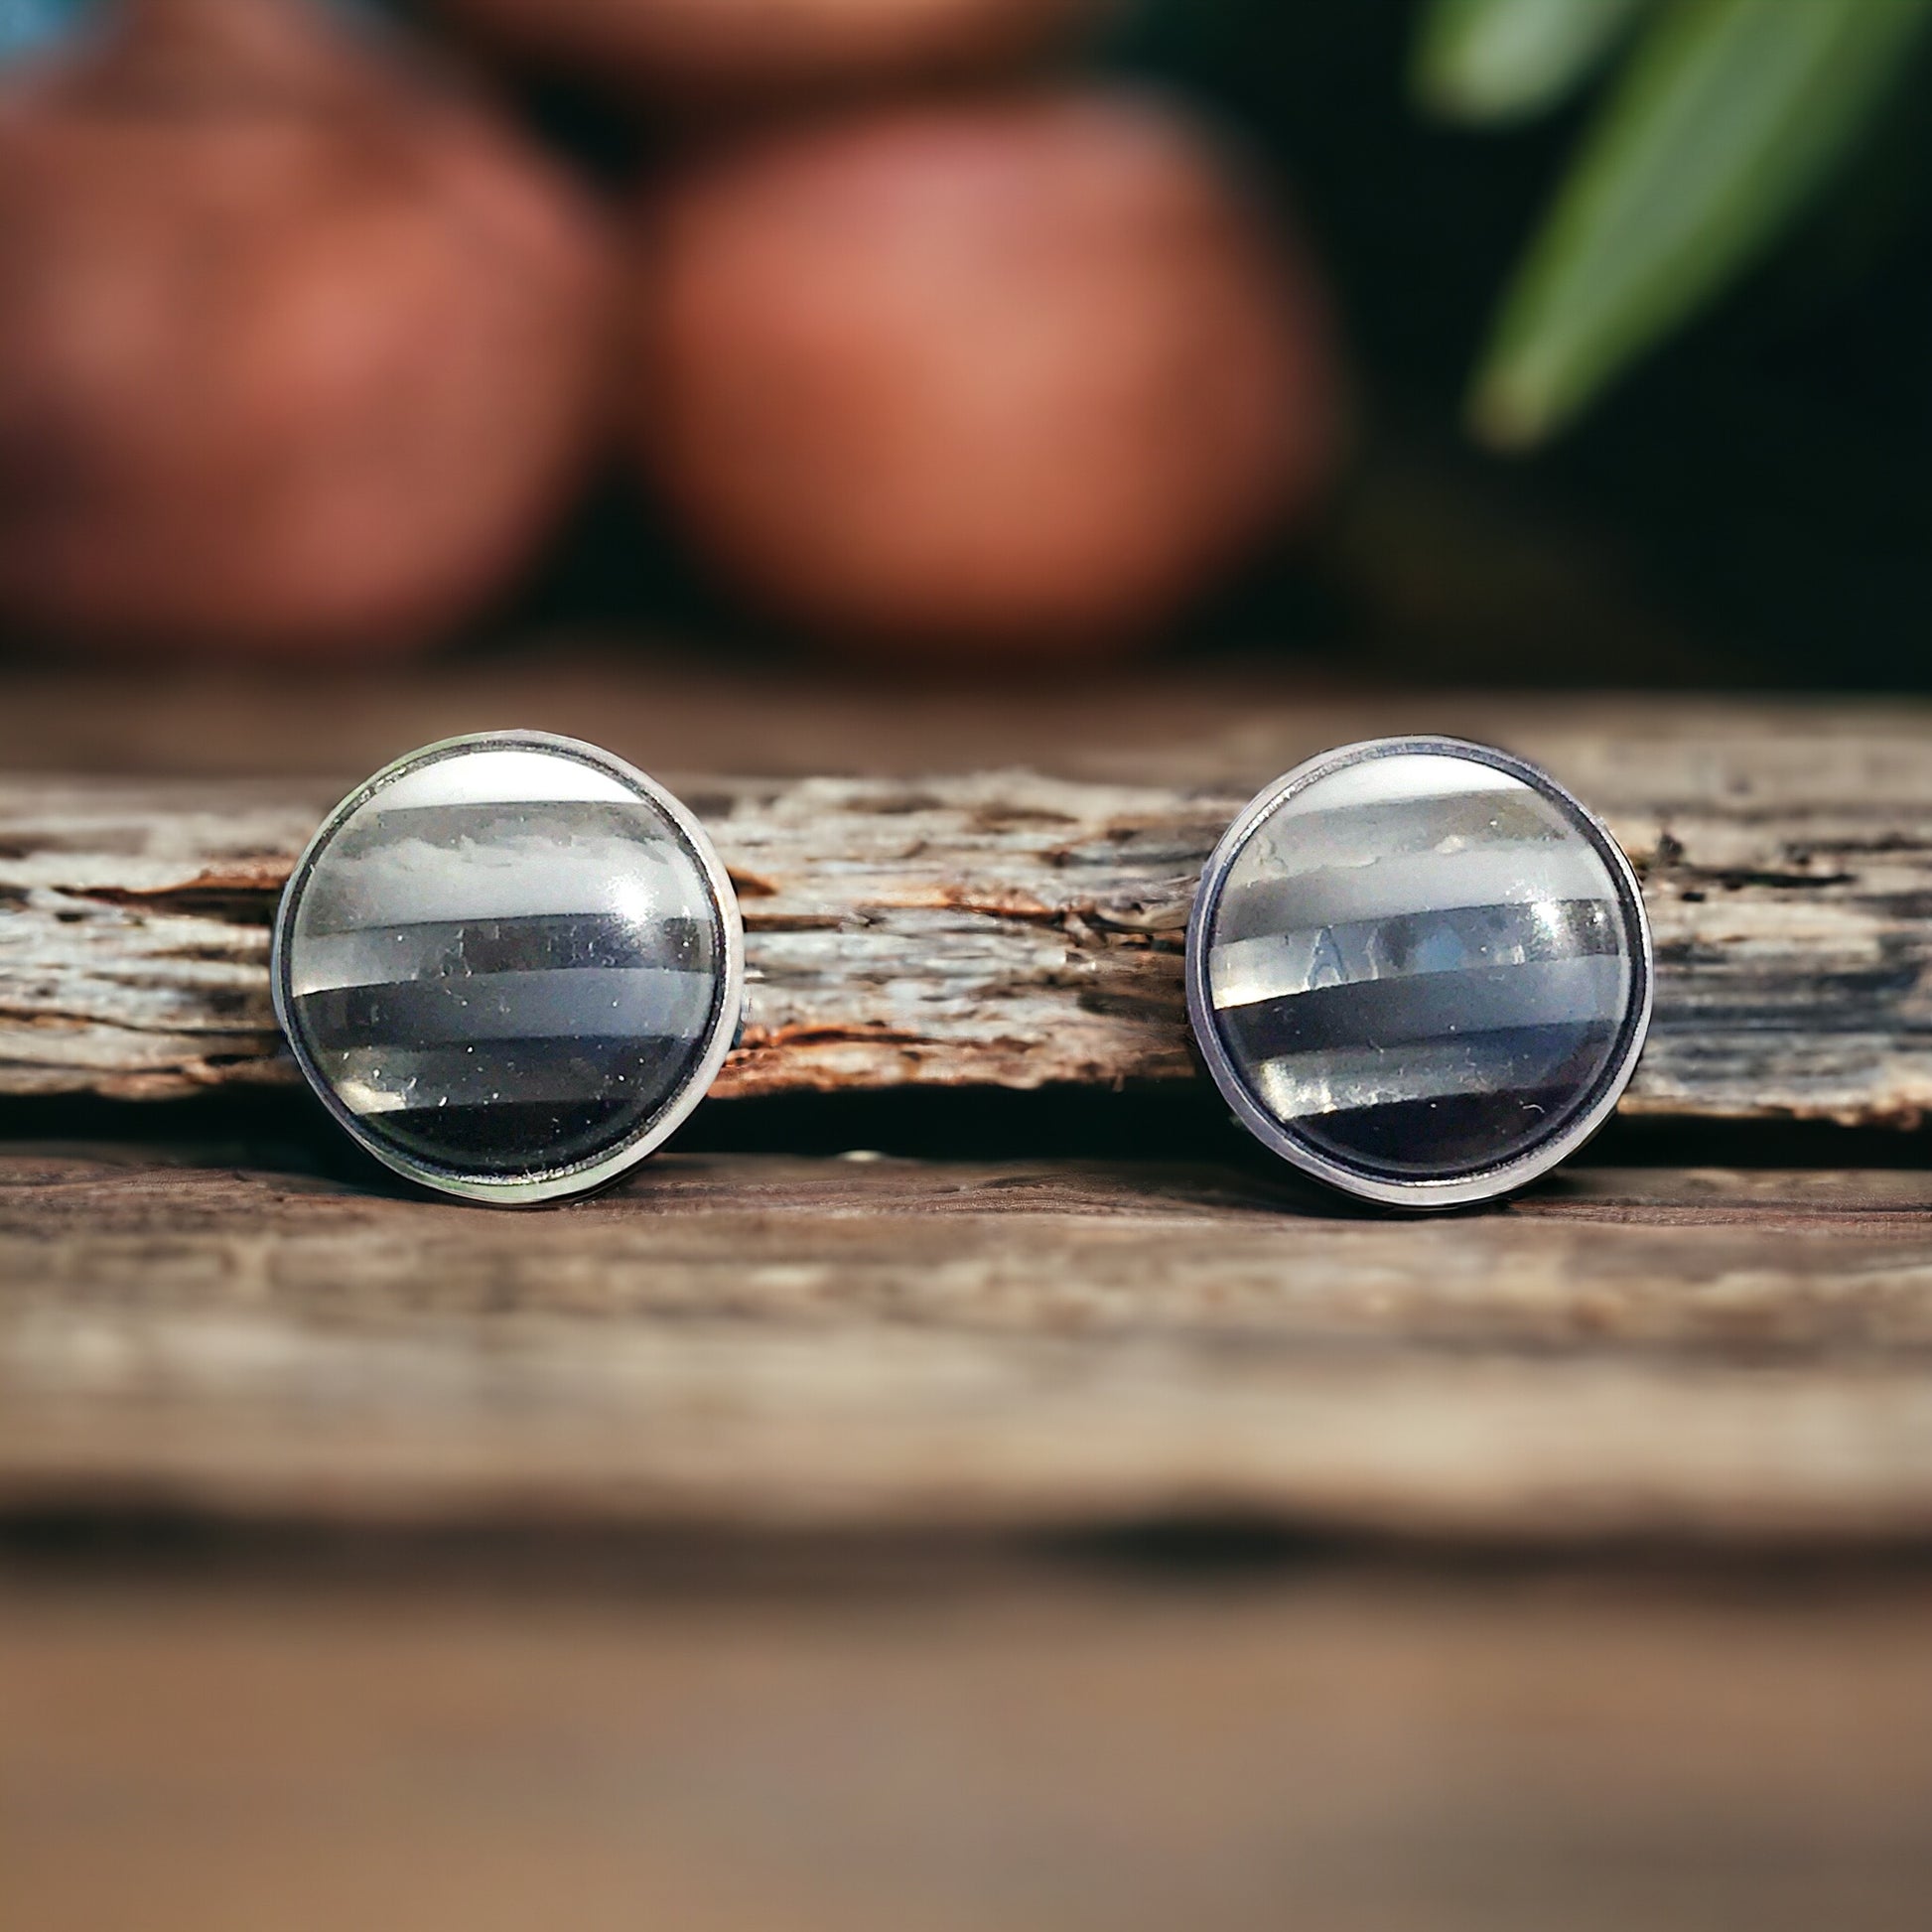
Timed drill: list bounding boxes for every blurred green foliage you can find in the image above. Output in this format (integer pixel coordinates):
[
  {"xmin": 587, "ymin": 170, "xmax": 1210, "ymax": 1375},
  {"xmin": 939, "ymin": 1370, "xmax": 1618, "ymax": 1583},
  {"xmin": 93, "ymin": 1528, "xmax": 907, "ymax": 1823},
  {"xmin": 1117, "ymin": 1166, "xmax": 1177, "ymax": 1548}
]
[
  {"xmin": 1414, "ymin": 0, "xmax": 1644, "ymax": 121},
  {"xmin": 1417, "ymin": 0, "xmax": 1932, "ymax": 447}
]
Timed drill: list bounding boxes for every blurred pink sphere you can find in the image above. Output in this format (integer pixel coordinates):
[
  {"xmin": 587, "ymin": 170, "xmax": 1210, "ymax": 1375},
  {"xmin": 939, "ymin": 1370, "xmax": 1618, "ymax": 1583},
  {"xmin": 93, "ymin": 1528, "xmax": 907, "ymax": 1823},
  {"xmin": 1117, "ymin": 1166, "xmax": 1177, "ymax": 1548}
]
[
  {"xmin": 0, "ymin": 0, "xmax": 614, "ymax": 661},
  {"xmin": 631, "ymin": 89, "xmax": 1345, "ymax": 659}
]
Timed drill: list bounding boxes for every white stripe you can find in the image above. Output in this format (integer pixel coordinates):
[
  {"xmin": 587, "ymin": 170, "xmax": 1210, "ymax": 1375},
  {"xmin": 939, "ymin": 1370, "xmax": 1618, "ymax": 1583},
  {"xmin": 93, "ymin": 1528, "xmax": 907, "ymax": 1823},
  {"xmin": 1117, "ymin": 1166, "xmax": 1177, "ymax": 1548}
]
[
  {"xmin": 375, "ymin": 750, "xmax": 636, "ymax": 809},
  {"xmin": 304, "ymin": 834, "xmax": 709, "ymax": 929},
  {"xmin": 1268, "ymin": 755, "xmax": 1525, "ymax": 817},
  {"xmin": 1208, "ymin": 897, "xmax": 1601, "ymax": 1009},
  {"xmin": 1252, "ymin": 1032, "xmax": 1601, "ymax": 1122}
]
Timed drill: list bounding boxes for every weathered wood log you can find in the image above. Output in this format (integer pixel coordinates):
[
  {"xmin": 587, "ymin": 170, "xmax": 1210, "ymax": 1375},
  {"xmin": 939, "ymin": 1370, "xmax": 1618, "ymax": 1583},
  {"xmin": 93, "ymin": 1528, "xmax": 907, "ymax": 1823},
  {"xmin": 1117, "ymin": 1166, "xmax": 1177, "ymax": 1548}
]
[
  {"xmin": 6, "ymin": 702, "xmax": 1932, "ymax": 1119},
  {"xmin": 7, "ymin": 1148, "xmax": 1932, "ymax": 1538},
  {"xmin": 11, "ymin": 676, "xmax": 1932, "ymax": 1557}
]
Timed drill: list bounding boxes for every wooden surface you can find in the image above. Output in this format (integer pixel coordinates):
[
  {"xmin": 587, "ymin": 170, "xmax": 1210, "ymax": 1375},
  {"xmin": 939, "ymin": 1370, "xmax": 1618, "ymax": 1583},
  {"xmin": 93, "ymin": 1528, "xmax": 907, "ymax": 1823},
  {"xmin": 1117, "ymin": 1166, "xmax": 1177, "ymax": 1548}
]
[
  {"xmin": 6, "ymin": 663, "xmax": 1932, "ymax": 1929},
  {"xmin": 6, "ymin": 663, "xmax": 1932, "ymax": 1120},
  {"xmin": 5, "ymin": 662, "xmax": 1932, "ymax": 1544},
  {"xmin": 6, "ymin": 1142, "xmax": 1932, "ymax": 1541},
  {"xmin": 7, "ymin": 1559, "xmax": 1932, "ymax": 1932}
]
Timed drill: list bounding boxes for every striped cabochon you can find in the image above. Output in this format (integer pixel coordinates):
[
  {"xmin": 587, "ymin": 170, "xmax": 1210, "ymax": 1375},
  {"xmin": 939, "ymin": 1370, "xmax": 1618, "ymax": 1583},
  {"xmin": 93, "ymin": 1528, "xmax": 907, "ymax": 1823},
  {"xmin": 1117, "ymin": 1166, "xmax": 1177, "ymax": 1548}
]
[
  {"xmin": 1201, "ymin": 748, "xmax": 1639, "ymax": 1182},
  {"xmin": 279, "ymin": 740, "xmax": 731, "ymax": 1189}
]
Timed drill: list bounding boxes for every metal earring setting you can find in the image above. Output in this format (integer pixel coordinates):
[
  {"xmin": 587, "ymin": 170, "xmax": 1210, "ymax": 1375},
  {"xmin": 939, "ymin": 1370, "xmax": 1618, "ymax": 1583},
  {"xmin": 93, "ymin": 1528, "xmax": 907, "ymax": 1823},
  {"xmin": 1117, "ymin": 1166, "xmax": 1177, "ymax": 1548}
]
[
  {"xmin": 1185, "ymin": 737, "xmax": 1652, "ymax": 1209},
  {"xmin": 276, "ymin": 730, "xmax": 1645, "ymax": 1212},
  {"xmin": 273, "ymin": 731, "xmax": 744, "ymax": 1205}
]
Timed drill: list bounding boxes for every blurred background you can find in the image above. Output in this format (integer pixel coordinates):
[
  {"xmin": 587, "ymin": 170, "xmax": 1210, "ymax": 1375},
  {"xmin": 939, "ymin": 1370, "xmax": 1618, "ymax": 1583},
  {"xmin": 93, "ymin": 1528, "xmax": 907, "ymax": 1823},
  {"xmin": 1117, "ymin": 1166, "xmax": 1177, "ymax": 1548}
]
[
  {"xmin": 10, "ymin": 7, "xmax": 1932, "ymax": 1931},
  {"xmin": 3, "ymin": 0, "xmax": 1930, "ymax": 689}
]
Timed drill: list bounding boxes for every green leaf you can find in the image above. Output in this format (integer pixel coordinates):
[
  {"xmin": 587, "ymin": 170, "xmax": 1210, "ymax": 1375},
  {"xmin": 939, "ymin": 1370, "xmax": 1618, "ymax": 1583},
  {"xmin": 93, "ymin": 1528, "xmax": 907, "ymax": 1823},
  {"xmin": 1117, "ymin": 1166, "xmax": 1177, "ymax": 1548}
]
[
  {"xmin": 1413, "ymin": 0, "xmax": 1646, "ymax": 123},
  {"xmin": 1471, "ymin": 0, "xmax": 1932, "ymax": 449}
]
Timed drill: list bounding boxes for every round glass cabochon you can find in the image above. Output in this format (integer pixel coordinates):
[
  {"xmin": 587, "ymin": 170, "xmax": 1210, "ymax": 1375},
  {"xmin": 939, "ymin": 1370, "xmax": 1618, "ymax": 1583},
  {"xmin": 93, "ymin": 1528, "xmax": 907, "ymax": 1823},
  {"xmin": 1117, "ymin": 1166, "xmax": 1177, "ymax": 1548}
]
[
  {"xmin": 274, "ymin": 734, "xmax": 739, "ymax": 1201},
  {"xmin": 1191, "ymin": 740, "xmax": 1649, "ymax": 1200}
]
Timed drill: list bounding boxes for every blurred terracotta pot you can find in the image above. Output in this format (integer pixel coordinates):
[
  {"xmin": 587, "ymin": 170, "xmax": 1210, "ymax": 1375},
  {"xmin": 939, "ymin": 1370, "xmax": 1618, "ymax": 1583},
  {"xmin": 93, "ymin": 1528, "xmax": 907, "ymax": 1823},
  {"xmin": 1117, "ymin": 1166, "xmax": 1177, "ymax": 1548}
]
[
  {"xmin": 0, "ymin": 0, "xmax": 615, "ymax": 661},
  {"xmin": 628, "ymin": 89, "xmax": 1344, "ymax": 659},
  {"xmin": 435, "ymin": 0, "xmax": 1109, "ymax": 105}
]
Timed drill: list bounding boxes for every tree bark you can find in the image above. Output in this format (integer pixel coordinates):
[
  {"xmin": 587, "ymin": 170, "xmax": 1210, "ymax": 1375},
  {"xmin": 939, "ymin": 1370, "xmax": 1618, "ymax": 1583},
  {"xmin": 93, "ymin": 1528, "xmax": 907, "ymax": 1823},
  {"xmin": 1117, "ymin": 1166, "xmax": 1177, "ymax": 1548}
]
[{"xmin": 4, "ymin": 720, "xmax": 1932, "ymax": 1122}]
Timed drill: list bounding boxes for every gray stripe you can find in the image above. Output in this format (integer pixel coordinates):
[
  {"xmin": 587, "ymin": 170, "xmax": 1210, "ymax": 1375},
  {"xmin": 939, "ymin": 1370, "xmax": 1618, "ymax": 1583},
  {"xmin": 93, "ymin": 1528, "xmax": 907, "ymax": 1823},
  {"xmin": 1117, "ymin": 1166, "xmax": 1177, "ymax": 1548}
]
[
  {"xmin": 289, "ymin": 912, "xmax": 709, "ymax": 997},
  {"xmin": 1212, "ymin": 845, "xmax": 1617, "ymax": 944},
  {"xmin": 295, "ymin": 967, "xmax": 715, "ymax": 1047}
]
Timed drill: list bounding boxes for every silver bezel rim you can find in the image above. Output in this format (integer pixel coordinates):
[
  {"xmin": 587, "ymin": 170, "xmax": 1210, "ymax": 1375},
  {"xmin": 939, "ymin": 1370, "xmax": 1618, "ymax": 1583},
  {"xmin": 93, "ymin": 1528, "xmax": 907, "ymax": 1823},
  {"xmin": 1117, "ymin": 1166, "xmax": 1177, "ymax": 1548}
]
[
  {"xmin": 1184, "ymin": 736, "xmax": 1653, "ymax": 1211},
  {"xmin": 271, "ymin": 730, "xmax": 746, "ymax": 1207}
]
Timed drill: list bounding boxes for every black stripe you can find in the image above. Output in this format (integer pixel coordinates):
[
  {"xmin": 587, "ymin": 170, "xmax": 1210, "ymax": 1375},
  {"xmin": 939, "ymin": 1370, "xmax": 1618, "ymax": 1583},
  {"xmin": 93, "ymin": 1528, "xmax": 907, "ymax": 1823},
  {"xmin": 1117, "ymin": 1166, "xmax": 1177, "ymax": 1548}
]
[
  {"xmin": 351, "ymin": 1038, "xmax": 705, "ymax": 1173},
  {"xmin": 1221, "ymin": 960, "xmax": 1622, "ymax": 1063},
  {"xmin": 295, "ymin": 970, "xmax": 712, "ymax": 1051},
  {"xmin": 1211, "ymin": 867, "xmax": 1615, "ymax": 949},
  {"xmin": 1296, "ymin": 1085, "xmax": 1602, "ymax": 1179}
]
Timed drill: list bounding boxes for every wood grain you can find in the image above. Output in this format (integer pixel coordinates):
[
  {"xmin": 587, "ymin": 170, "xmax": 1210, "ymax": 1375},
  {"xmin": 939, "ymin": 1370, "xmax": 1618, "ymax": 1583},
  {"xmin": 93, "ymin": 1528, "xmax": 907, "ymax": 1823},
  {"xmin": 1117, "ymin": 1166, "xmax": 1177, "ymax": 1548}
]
[
  {"xmin": 8, "ymin": 1565, "xmax": 1932, "ymax": 1932},
  {"xmin": 7, "ymin": 687, "xmax": 1932, "ymax": 1121},
  {"xmin": 7, "ymin": 1147, "xmax": 1932, "ymax": 1540}
]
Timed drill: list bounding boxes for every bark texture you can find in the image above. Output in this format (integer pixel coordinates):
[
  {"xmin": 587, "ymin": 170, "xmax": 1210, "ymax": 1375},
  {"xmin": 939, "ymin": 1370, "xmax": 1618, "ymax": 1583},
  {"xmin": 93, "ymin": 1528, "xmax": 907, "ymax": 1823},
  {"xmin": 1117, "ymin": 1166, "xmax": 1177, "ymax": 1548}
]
[{"xmin": 5, "ymin": 711, "xmax": 1932, "ymax": 1121}]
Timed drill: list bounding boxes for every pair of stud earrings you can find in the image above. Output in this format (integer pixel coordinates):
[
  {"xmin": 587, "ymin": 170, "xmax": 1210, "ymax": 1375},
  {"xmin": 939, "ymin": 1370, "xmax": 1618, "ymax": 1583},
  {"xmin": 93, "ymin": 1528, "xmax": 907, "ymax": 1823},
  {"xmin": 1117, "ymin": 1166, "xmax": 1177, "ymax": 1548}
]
[{"xmin": 273, "ymin": 731, "xmax": 1651, "ymax": 1211}]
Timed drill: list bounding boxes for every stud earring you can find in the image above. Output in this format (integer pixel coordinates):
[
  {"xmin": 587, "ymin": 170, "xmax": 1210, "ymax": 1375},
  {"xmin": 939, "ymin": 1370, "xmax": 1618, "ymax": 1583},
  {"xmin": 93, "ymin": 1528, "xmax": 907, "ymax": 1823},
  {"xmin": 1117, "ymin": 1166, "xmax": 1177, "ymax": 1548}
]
[
  {"xmin": 273, "ymin": 731, "xmax": 744, "ymax": 1205},
  {"xmin": 1185, "ymin": 737, "xmax": 1651, "ymax": 1209}
]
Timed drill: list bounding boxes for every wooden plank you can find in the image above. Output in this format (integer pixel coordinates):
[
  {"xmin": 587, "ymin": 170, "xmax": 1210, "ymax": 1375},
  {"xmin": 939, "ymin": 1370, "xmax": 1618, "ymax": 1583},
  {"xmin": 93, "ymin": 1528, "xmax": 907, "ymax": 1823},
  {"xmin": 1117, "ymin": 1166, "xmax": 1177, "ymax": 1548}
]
[
  {"xmin": 7, "ymin": 691, "xmax": 1932, "ymax": 1119},
  {"xmin": 7, "ymin": 1564, "xmax": 1932, "ymax": 1932},
  {"xmin": 0, "ymin": 650, "xmax": 1918, "ymax": 790},
  {"xmin": 6, "ymin": 1147, "xmax": 1932, "ymax": 1540}
]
